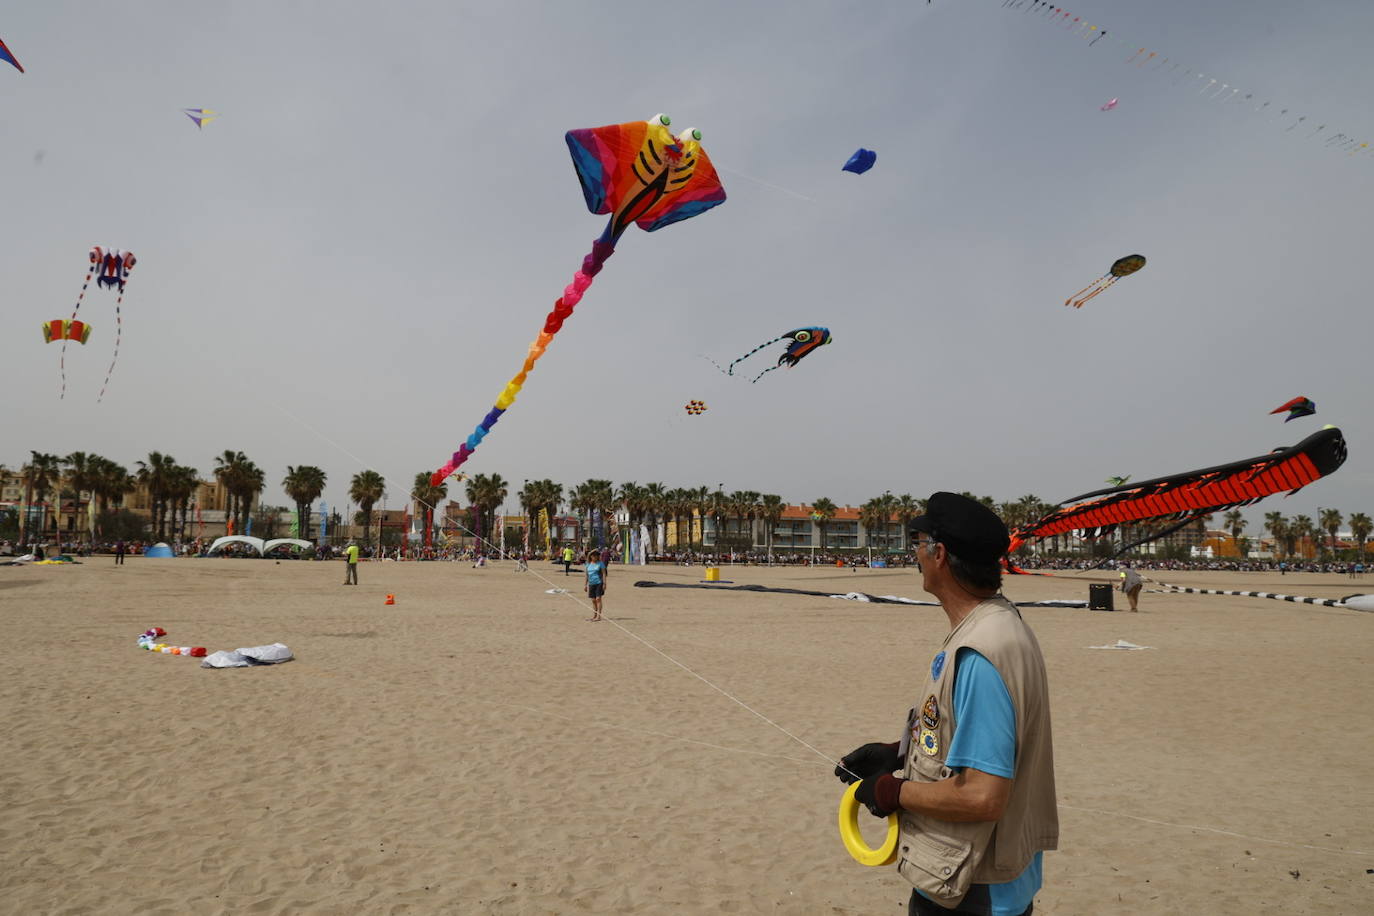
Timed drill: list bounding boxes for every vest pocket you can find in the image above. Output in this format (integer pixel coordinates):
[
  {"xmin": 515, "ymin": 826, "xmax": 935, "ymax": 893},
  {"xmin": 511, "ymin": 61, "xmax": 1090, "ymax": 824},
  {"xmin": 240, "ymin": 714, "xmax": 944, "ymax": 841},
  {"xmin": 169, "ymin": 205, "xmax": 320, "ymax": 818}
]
[{"xmin": 897, "ymin": 823, "xmax": 975, "ymax": 903}]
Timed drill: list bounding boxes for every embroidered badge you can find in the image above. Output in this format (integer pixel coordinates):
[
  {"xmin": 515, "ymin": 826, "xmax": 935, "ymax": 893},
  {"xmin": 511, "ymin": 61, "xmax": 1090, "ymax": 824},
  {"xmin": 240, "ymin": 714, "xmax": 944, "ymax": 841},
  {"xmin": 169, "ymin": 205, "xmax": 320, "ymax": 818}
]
[
  {"xmin": 920, "ymin": 727, "xmax": 940, "ymax": 756},
  {"xmin": 931, "ymin": 650, "xmax": 946, "ymax": 681},
  {"xmin": 921, "ymin": 694, "xmax": 940, "ymax": 730}
]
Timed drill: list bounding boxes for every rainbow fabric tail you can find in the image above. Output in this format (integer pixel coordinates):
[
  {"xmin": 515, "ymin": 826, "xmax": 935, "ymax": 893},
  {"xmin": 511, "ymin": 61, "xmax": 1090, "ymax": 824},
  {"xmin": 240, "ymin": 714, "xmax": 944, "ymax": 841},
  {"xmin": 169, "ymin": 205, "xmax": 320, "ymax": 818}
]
[{"xmin": 430, "ymin": 239, "xmax": 614, "ymax": 486}]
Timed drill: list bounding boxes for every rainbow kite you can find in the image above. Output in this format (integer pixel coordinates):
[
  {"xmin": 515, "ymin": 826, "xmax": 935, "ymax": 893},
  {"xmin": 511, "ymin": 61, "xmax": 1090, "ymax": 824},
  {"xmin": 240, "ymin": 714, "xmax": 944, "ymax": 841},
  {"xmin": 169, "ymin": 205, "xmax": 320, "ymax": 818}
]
[{"xmin": 430, "ymin": 114, "xmax": 726, "ymax": 485}]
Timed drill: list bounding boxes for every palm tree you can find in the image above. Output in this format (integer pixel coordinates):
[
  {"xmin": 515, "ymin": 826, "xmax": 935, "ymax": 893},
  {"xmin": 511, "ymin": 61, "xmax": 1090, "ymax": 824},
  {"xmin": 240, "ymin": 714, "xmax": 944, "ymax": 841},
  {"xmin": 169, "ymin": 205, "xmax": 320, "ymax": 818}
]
[
  {"xmin": 166, "ymin": 464, "xmax": 200, "ymax": 542},
  {"xmin": 1223, "ymin": 510, "xmax": 1248, "ymax": 557},
  {"xmin": 642, "ymin": 482, "xmax": 667, "ymax": 554},
  {"xmin": 349, "ymin": 470, "xmax": 386, "ymax": 546},
  {"xmin": 21, "ymin": 451, "xmax": 62, "ymax": 546},
  {"xmin": 811, "ymin": 497, "xmax": 836, "ymax": 554},
  {"xmin": 464, "ymin": 473, "xmax": 509, "ymax": 551},
  {"xmin": 213, "ymin": 450, "xmax": 247, "ymax": 535},
  {"xmin": 759, "ymin": 494, "xmax": 784, "ymax": 561},
  {"xmin": 282, "ymin": 465, "xmax": 328, "ymax": 540},
  {"xmin": 1319, "ymin": 508, "xmax": 1343, "ymax": 558},
  {"xmin": 859, "ymin": 499, "xmax": 885, "ymax": 553},
  {"xmin": 1265, "ymin": 512, "xmax": 1288, "ymax": 559},
  {"xmin": 1348, "ymin": 512, "xmax": 1371, "ymax": 560},
  {"xmin": 136, "ymin": 452, "xmax": 179, "ymax": 542},
  {"xmin": 236, "ymin": 461, "xmax": 265, "ymax": 535},
  {"xmin": 893, "ymin": 494, "xmax": 922, "ymax": 551},
  {"xmin": 1290, "ymin": 515, "xmax": 1314, "ymax": 559},
  {"xmin": 410, "ymin": 473, "xmax": 448, "ymax": 548}
]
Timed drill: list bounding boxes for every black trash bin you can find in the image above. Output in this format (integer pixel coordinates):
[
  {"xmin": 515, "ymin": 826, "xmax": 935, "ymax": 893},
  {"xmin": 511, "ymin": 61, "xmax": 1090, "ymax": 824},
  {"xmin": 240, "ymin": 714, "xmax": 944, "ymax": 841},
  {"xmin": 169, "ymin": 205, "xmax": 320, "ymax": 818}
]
[{"xmin": 1089, "ymin": 583, "xmax": 1114, "ymax": 611}]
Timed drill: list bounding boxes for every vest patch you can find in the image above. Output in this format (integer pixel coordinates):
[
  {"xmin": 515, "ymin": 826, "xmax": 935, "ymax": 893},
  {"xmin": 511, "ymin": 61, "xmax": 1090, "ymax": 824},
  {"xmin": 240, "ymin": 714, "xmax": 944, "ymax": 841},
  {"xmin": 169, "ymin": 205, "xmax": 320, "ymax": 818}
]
[
  {"xmin": 921, "ymin": 694, "xmax": 940, "ymax": 729},
  {"xmin": 919, "ymin": 727, "xmax": 940, "ymax": 756},
  {"xmin": 931, "ymin": 650, "xmax": 946, "ymax": 681}
]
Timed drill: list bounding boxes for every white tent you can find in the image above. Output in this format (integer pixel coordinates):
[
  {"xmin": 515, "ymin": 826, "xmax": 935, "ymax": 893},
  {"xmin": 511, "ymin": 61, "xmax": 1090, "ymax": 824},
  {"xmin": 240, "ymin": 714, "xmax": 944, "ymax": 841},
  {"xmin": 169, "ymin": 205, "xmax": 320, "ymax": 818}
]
[
  {"xmin": 208, "ymin": 535, "xmax": 266, "ymax": 556},
  {"xmin": 263, "ymin": 538, "xmax": 313, "ymax": 554}
]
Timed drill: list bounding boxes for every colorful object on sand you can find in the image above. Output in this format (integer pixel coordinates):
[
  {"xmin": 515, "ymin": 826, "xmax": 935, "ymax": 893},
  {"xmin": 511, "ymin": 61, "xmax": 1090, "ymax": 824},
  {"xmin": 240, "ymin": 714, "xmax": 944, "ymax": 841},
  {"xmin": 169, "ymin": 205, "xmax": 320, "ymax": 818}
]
[
  {"xmin": 1009, "ymin": 426, "xmax": 1347, "ymax": 560},
  {"xmin": 1100, "ymin": 97, "xmax": 1119, "ymax": 111},
  {"xmin": 0, "ymin": 35, "xmax": 22, "ymax": 73},
  {"xmin": 842, "ymin": 149, "xmax": 877, "ymax": 174},
  {"xmin": 138, "ymin": 628, "xmax": 208, "ymax": 658},
  {"xmin": 1065, "ymin": 254, "xmax": 1146, "ymax": 308},
  {"xmin": 725, "ymin": 327, "xmax": 832, "ymax": 383},
  {"xmin": 60, "ymin": 246, "xmax": 136, "ymax": 401},
  {"xmin": 42, "ymin": 319, "xmax": 92, "ymax": 344},
  {"xmin": 684, "ymin": 399, "xmax": 707, "ymax": 416},
  {"xmin": 430, "ymin": 114, "xmax": 726, "ymax": 486},
  {"xmin": 182, "ymin": 108, "xmax": 218, "ymax": 129},
  {"xmin": 1270, "ymin": 396, "xmax": 1316, "ymax": 422}
]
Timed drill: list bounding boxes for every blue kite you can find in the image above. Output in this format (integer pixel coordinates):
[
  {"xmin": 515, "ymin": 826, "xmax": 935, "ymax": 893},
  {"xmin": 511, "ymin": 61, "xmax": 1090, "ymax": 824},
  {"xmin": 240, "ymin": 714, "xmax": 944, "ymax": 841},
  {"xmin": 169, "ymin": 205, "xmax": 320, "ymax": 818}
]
[
  {"xmin": 842, "ymin": 148, "xmax": 876, "ymax": 174},
  {"xmin": 0, "ymin": 35, "xmax": 23, "ymax": 73}
]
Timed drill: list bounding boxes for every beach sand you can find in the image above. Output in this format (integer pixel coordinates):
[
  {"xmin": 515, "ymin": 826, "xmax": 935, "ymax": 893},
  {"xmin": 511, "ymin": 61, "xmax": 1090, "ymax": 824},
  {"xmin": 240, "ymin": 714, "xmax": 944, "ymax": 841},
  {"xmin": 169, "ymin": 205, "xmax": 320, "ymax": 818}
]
[{"xmin": 2, "ymin": 558, "xmax": 1371, "ymax": 914}]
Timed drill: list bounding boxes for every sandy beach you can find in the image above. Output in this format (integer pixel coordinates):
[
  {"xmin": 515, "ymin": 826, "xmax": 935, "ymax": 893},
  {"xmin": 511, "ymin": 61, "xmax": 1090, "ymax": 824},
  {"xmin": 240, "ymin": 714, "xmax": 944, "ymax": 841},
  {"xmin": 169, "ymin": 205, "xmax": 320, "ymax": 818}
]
[{"xmin": 2, "ymin": 557, "xmax": 1371, "ymax": 914}]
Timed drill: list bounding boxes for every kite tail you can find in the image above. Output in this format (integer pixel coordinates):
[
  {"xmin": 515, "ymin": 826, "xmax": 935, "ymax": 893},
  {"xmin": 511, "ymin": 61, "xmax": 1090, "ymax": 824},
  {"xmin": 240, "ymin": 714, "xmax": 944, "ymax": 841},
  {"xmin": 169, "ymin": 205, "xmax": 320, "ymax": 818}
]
[
  {"xmin": 96, "ymin": 280, "xmax": 129, "ymax": 402},
  {"xmin": 726, "ymin": 334, "xmax": 787, "ymax": 376},
  {"xmin": 1064, "ymin": 274, "xmax": 1107, "ymax": 308},
  {"xmin": 60, "ymin": 263, "xmax": 98, "ymax": 400},
  {"xmin": 751, "ymin": 363, "xmax": 784, "ymax": 384},
  {"xmin": 1069, "ymin": 275, "xmax": 1117, "ymax": 308},
  {"xmin": 429, "ymin": 239, "xmax": 616, "ymax": 487},
  {"xmin": 700, "ymin": 355, "xmax": 732, "ymax": 376}
]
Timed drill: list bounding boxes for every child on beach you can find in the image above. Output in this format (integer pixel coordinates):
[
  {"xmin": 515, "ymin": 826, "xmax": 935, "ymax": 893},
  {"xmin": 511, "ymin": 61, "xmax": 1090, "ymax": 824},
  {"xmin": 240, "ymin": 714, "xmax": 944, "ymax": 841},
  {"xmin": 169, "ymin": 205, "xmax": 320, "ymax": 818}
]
[{"xmin": 584, "ymin": 549, "xmax": 607, "ymax": 621}]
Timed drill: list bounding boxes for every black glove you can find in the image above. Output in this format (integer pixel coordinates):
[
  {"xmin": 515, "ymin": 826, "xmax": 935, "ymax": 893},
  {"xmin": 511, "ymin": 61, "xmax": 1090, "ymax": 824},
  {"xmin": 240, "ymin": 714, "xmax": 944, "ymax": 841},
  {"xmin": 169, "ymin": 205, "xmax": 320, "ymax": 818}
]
[
  {"xmin": 854, "ymin": 773, "xmax": 905, "ymax": 818},
  {"xmin": 834, "ymin": 741, "xmax": 901, "ymax": 784}
]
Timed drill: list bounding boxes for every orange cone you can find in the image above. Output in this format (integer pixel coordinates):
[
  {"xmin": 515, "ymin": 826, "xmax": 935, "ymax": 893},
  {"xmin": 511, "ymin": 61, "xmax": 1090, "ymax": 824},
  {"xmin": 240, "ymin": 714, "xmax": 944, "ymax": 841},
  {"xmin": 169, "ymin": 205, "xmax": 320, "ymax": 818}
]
[{"xmin": 384, "ymin": 594, "xmax": 395, "ymax": 605}]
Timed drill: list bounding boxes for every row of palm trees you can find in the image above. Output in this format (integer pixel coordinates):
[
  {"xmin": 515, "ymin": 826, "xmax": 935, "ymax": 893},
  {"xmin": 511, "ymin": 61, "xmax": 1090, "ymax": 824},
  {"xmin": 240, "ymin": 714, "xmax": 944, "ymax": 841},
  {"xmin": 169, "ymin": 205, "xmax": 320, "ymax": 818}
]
[{"xmin": 1254, "ymin": 509, "xmax": 1372, "ymax": 559}]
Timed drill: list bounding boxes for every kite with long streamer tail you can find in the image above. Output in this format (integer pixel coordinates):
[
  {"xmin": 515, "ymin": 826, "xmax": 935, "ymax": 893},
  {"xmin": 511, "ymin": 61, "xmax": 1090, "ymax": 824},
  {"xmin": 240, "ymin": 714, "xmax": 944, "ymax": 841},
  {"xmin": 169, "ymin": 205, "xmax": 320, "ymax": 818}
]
[
  {"xmin": 429, "ymin": 114, "xmax": 726, "ymax": 486},
  {"xmin": 724, "ymin": 327, "xmax": 833, "ymax": 383},
  {"xmin": 60, "ymin": 247, "xmax": 135, "ymax": 401},
  {"xmin": 1007, "ymin": 426, "xmax": 1346, "ymax": 559},
  {"xmin": 1065, "ymin": 253, "xmax": 1145, "ymax": 308}
]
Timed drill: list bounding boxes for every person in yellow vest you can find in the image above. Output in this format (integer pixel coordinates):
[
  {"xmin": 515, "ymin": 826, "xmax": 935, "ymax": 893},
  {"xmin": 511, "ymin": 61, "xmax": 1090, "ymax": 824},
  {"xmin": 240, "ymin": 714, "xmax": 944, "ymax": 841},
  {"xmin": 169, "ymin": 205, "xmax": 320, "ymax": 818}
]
[
  {"xmin": 836, "ymin": 492, "xmax": 1057, "ymax": 916},
  {"xmin": 343, "ymin": 541, "xmax": 360, "ymax": 585},
  {"xmin": 562, "ymin": 544, "xmax": 575, "ymax": 576}
]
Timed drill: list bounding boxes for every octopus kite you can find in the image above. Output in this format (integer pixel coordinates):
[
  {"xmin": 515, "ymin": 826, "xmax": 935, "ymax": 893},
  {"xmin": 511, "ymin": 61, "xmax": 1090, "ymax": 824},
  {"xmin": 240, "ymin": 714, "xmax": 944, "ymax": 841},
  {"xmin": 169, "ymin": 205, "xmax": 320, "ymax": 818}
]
[
  {"xmin": 1009, "ymin": 426, "xmax": 1347, "ymax": 562},
  {"xmin": 1270, "ymin": 396, "xmax": 1316, "ymax": 422},
  {"xmin": 1065, "ymin": 254, "xmax": 1146, "ymax": 308},
  {"xmin": 684, "ymin": 400, "xmax": 708, "ymax": 416},
  {"xmin": 60, "ymin": 247, "xmax": 135, "ymax": 401},
  {"xmin": 429, "ymin": 114, "xmax": 726, "ymax": 486},
  {"xmin": 726, "ymin": 327, "xmax": 833, "ymax": 383}
]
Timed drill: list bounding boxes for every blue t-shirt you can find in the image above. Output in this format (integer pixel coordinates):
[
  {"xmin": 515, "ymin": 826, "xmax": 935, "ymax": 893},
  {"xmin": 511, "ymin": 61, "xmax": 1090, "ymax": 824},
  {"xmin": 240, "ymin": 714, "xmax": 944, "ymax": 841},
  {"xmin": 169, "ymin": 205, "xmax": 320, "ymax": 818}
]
[
  {"xmin": 917, "ymin": 648, "xmax": 1042, "ymax": 916},
  {"xmin": 585, "ymin": 561, "xmax": 605, "ymax": 586}
]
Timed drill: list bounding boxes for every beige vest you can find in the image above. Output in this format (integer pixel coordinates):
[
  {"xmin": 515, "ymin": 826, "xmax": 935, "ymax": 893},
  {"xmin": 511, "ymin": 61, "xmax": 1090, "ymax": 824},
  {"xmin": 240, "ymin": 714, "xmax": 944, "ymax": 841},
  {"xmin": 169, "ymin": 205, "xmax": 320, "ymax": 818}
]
[{"xmin": 895, "ymin": 597, "xmax": 1059, "ymax": 907}]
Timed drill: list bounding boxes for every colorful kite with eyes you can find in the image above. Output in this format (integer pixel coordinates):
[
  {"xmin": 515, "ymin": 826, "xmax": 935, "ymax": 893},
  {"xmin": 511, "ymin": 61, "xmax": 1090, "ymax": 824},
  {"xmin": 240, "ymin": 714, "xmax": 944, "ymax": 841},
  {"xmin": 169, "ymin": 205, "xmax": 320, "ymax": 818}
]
[
  {"xmin": 429, "ymin": 114, "xmax": 726, "ymax": 486},
  {"xmin": 59, "ymin": 247, "xmax": 136, "ymax": 401},
  {"xmin": 725, "ymin": 327, "xmax": 833, "ymax": 383},
  {"xmin": 1065, "ymin": 254, "xmax": 1146, "ymax": 308}
]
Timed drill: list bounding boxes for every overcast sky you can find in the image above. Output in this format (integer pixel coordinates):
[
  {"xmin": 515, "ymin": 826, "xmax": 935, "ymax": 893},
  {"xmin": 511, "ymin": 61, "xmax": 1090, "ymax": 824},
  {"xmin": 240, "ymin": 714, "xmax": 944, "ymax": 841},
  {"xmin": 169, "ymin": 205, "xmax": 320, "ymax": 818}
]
[{"xmin": 4, "ymin": 0, "xmax": 1373, "ymax": 528}]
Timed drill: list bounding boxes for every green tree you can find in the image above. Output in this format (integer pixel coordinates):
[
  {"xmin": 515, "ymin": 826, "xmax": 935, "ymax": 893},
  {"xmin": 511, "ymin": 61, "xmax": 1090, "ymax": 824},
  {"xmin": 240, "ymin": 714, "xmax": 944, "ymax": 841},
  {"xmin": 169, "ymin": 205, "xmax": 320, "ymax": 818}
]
[
  {"xmin": 21, "ymin": 451, "xmax": 62, "ymax": 545},
  {"xmin": 811, "ymin": 497, "xmax": 836, "ymax": 553},
  {"xmin": 410, "ymin": 473, "xmax": 448, "ymax": 548},
  {"xmin": 1348, "ymin": 512, "xmax": 1371, "ymax": 560},
  {"xmin": 759, "ymin": 494, "xmax": 784, "ymax": 560},
  {"xmin": 282, "ymin": 465, "xmax": 328, "ymax": 540},
  {"xmin": 1319, "ymin": 508, "xmax": 1343, "ymax": 558},
  {"xmin": 1223, "ymin": 510, "xmax": 1248, "ymax": 556},
  {"xmin": 1264, "ymin": 512, "xmax": 1288, "ymax": 558},
  {"xmin": 136, "ymin": 452, "xmax": 179, "ymax": 542},
  {"xmin": 349, "ymin": 470, "xmax": 387, "ymax": 546}
]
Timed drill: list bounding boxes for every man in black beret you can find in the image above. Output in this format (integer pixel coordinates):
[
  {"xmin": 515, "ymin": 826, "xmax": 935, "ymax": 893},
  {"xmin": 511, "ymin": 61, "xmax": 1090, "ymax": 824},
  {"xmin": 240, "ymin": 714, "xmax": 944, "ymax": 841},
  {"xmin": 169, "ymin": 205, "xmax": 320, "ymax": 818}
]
[{"xmin": 835, "ymin": 492, "xmax": 1058, "ymax": 916}]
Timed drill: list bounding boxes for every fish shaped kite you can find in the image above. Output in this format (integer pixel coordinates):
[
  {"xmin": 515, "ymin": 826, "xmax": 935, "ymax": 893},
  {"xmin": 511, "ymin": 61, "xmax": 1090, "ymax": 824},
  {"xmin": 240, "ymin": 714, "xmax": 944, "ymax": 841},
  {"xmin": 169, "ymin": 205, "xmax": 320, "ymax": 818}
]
[
  {"xmin": 0, "ymin": 36, "xmax": 22, "ymax": 73},
  {"xmin": 725, "ymin": 327, "xmax": 833, "ymax": 383},
  {"xmin": 182, "ymin": 108, "xmax": 217, "ymax": 129},
  {"xmin": 1009, "ymin": 426, "xmax": 1347, "ymax": 561},
  {"xmin": 1270, "ymin": 396, "xmax": 1316, "ymax": 422},
  {"xmin": 842, "ymin": 149, "xmax": 877, "ymax": 174},
  {"xmin": 1100, "ymin": 98, "xmax": 1118, "ymax": 111},
  {"xmin": 59, "ymin": 247, "xmax": 136, "ymax": 401},
  {"xmin": 1065, "ymin": 253, "xmax": 1146, "ymax": 308},
  {"xmin": 43, "ymin": 319, "xmax": 91, "ymax": 345},
  {"xmin": 429, "ymin": 114, "xmax": 726, "ymax": 486}
]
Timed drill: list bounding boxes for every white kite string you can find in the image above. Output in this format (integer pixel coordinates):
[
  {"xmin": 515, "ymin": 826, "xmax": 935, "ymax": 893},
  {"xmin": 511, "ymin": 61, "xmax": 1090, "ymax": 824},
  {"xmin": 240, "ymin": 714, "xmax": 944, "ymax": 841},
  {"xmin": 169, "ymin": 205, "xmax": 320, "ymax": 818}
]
[
  {"xmin": 271, "ymin": 402, "xmax": 858, "ymax": 779},
  {"xmin": 1057, "ymin": 804, "xmax": 1371, "ymax": 858}
]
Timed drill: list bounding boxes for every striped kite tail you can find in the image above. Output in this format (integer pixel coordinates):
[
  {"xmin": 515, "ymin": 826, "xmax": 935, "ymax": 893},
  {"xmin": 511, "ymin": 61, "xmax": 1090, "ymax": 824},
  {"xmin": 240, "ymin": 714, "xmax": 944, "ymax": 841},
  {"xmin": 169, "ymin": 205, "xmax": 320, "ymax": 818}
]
[
  {"xmin": 60, "ymin": 263, "xmax": 97, "ymax": 400},
  {"xmin": 97, "ymin": 274, "xmax": 131, "ymax": 403},
  {"xmin": 726, "ymin": 335, "xmax": 786, "ymax": 376}
]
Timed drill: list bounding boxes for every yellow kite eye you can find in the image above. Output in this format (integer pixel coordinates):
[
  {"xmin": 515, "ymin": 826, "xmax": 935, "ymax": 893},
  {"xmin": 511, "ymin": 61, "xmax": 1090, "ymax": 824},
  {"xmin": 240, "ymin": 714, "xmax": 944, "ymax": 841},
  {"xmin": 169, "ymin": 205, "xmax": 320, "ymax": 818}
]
[
  {"xmin": 794, "ymin": 331, "xmax": 811, "ymax": 342},
  {"xmin": 652, "ymin": 113, "xmax": 671, "ymax": 127}
]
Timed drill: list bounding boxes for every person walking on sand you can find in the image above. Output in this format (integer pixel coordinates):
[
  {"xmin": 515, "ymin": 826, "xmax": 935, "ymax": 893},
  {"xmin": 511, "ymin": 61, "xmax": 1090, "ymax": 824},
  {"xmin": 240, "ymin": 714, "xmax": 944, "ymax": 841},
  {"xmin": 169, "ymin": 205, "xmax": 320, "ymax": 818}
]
[
  {"xmin": 1119, "ymin": 564, "xmax": 1144, "ymax": 612},
  {"xmin": 562, "ymin": 544, "xmax": 574, "ymax": 576},
  {"xmin": 584, "ymin": 548, "xmax": 607, "ymax": 621},
  {"xmin": 114, "ymin": 540, "xmax": 126, "ymax": 566},
  {"xmin": 835, "ymin": 492, "xmax": 1056, "ymax": 916},
  {"xmin": 343, "ymin": 541, "xmax": 359, "ymax": 585}
]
